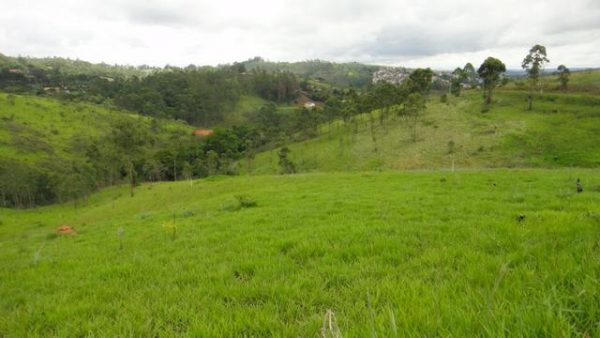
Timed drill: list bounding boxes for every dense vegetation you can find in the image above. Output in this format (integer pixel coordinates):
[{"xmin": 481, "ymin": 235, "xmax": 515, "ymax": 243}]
[
  {"xmin": 0, "ymin": 62, "xmax": 438, "ymax": 208},
  {"xmin": 0, "ymin": 54, "xmax": 299, "ymax": 126},
  {"xmin": 241, "ymin": 57, "xmax": 379, "ymax": 88},
  {"xmin": 0, "ymin": 93, "xmax": 193, "ymax": 207}
]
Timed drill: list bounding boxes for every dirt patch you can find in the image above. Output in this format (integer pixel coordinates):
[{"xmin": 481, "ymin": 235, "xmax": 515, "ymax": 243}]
[
  {"xmin": 56, "ymin": 225, "xmax": 76, "ymax": 235},
  {"xmin": 192, "ymin": 129, "xmax": 214, "ymax": 137}
]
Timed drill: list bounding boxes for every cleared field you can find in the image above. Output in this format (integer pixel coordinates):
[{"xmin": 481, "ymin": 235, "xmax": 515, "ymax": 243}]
[{"xmin": 1, "ymin": 170, "xmax": 599, "ymax": 336}]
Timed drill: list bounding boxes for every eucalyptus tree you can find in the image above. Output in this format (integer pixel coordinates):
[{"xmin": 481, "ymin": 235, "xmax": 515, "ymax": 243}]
[{"xmin": 522, "ymin": 44, "xmax": 550, "ymax": 110}]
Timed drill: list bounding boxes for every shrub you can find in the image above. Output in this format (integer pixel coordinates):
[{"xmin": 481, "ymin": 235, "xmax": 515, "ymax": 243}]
[{"xmin": 235, "ymin": 195, "xmax": 257, "ymax": 208}]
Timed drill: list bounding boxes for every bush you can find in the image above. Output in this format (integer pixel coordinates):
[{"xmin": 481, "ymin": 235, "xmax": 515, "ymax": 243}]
[{"xmin": 235, "ymin": 195, "xmax": 257, "ymax": 208}]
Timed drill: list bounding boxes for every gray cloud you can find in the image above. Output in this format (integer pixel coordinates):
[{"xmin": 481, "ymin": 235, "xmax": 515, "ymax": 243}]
[
  {"xmin": 355, "ymin": 25, "xmax": 498, "ymax": 57},
  {"xmin": 0, "ymin": 0, "xmax": 598, "ymax": 69}
]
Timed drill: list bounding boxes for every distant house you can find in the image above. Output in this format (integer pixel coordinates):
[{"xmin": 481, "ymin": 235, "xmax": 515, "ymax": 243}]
[{"xmin": 192, "ymin": 129, "xmax": 214, "ymax": 137}]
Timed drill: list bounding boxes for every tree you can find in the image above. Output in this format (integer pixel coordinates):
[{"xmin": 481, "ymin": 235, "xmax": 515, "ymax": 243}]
[
  {"xmin": 478, "ymin": 57, "xmax": 506, "ymax": 105},
  {"xmin": 450, "ymin": 67, "xmax": 467, "ymax": 96},
  {"xmin": 277, "ymin": 147, "xmax": 296, "ymax": 174},
  {"xmin": 182, "ymin": 161, "xmax": 193, "ymax": 186},
  {"xmin": 404, "ymin": 93, "xmax": 426, "ymax": 142},
  {"xmin": 143, "ymin": 159, "xmax": 165, "ymax": 182},
  {"xmin": 124, "ymin": 159, "xmax": 137, "ymax": 197},
  {"xmin": 557, "ymin": 64, "xmax": 570, "ymax": 90},
  {"xmin": 522, "ymin": 44, "xmax": 550, "ymax": 110},
  {"xmin": 406, "ymin": 68, "xmax": 433, "ymax": 95},
  {"xmin": 463, "ymin": 63, "xmax": 477, "ymax": 85}
]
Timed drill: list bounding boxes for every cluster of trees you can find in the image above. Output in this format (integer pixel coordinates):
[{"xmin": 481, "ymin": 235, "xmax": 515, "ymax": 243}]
[
  {"xmin": 0, "ymin": 55, "xmax": 300, "ymax": 126},
  {"xmin": 520, "ymin": 44, "xmax": 570, "ymax": 110},
  {"xmin": 449, "ymin": 44, "xmax": 571, "ymax": 110},
  {"xmin": 241, "ymin": 57, "xmax": 379, "ymax": 88},
  {"xmin": 450, "ymin": 63, "xmax": 477, "ymax": 96}
]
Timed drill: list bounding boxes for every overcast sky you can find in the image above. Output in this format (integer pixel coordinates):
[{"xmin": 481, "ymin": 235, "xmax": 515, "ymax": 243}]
[{"xmin": 1, "ymin": 0, "xmax": 599, "ymax": 69}]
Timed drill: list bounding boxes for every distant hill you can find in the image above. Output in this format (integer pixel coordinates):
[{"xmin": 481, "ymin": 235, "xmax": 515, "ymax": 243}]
[
  {"xmin": 240, "ymin": 57, "xmax": 380, "ymax": 88},
  {"xmin": 242, "ymin": 71, "xmax": 600, "ymax": 174}
]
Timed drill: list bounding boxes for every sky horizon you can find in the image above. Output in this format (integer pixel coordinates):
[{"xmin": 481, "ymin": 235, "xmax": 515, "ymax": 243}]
[{"xmin": 1, "ymin": 0, "xmax": 599, "ymax": 70}]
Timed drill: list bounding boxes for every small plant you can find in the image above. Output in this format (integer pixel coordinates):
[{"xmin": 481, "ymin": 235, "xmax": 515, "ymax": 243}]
[
  {"xmin": 440, "ymin": 94, "xmax": 448, "ymax": 103},
  {"xmin": 162, "ymin": 220, "xmax": 177, "ymax": 240},
  {"xmin": 46, "ymin": 232, "xmax": 58, "ymax": 240},
  {"xmin": 137, "ymin": 212, "xmax": 152, "ymax": 220},
  {"xmin": 235, "ymin": 195, "xmax": 257, "ymax": 208},
  {"xmin": 320, "ymin": 309, "xmax": 342, "ymax": 338},
  {"xmin": 222, "ymin": 195, "xmax": 258, "ymax": 212},
  {"xmin": 181, "ymin": 210, "xmax": 194, "ymax": 218},
  {"xmin": 447, "ymin": 140, "xmax": 456, "ymax": 154},
  {"xmin": 32, "ymin": 245, "xmax": 44, "ymax": 266}
]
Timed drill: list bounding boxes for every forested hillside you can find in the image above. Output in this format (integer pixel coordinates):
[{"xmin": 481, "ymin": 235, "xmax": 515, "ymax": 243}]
[
  {"xmin": 0, "ymin": 55, "xmax": 299, "ymax": 126},
  {"xmin": 2, "ymin": 52, "xmax": 599, "ymax": 209},
  {"xmin": 240, "ymin": 57, "xmax": 379, "ymax": 87}
]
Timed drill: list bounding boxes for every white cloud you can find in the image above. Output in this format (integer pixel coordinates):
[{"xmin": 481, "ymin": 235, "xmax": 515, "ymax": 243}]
[{"xmin": 0, "ymin": 0, "xmax": 598, "ymax": 69}]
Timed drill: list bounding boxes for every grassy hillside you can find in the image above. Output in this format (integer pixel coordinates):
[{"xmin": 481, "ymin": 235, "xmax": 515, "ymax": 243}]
[
  {"xmin": 507, "ymin": 69, "xmax": 600, "ymax": 95},
  {"xmin": 244, "ymin": 87, "xmax": 600, "ymax": 174},
  {"xmin": 1, "ymin": 170, "xmax": 599, "ymax": 336},
  {"xmin": 0, "ymin": 92, "xmax": 191, "ymax": 164}
]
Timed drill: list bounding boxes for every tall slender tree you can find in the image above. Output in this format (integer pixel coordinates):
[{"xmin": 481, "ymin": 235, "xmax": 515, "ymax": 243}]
[{"xmin": 522, "ymin": 44, "xmax": 550, "ymax": 110}]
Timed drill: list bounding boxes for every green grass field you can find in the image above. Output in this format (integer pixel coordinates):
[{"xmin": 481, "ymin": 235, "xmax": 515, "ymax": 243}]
[
  {"xmin": 1, "ymin": 170, "xmax": 599, "ymax": 336},
  {"xmin": 0, "ymin": 93, "xmax": 192, "ymax": 164}
]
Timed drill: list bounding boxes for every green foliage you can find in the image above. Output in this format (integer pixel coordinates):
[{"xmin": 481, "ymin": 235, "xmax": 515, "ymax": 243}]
[
  {"xmin": 0, "ymin": 55, "xmax": 301, "ymax": 126},
  {"xmin": 278, "ymin": 147, "xmax": 296, "ymax": 174},
  {"xmin": 450, "ymin": 67, "xmax": 468, "ymax": 96},
  {"xmin": 241, "ymin": 57, "xmax": 379, "ymax": 88},
  {"xmin": 522, "ymin": 44, "xmax": 550, "ymax": 85},
  {"xmin": 0, "ymin": 93, "xmax": 192, "ymax": 207},
  {"xmin": 406, "ymin": 68, "xmax": 434, "ymax": 95},
  {"xmin": 478, "ymin": 57, "xmax": 507, "ymax": 104},
  {"xmin": 557, "ymin": 65, "xmax": 570, "ymax": 90},
  {"xmin": 235, "ymin": 194, "xmax": 258, "ymax": 208},
  {"xmin": 522, "ymin": 44, "xmax": 550, "ymax": 110}
]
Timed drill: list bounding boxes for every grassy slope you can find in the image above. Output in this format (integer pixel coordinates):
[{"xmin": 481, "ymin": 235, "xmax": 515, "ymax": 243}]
[
  {"xmin": 245, "ymin": 85, "xmax": 600, "ymax": 174},
  {"xmin": 506, "ymin": 70, "xmax": 600, "ymax": 95},
  {"xmin": 1, "ymin": 171, "xmax": 599, "ymax": 336},
  {"xmin": 221, "ymin": 95, "xmax": 267, "ymax": 127},
  {"xmin": 0, "ymin": 93, "xmax": 192, "ymax": 163}
]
